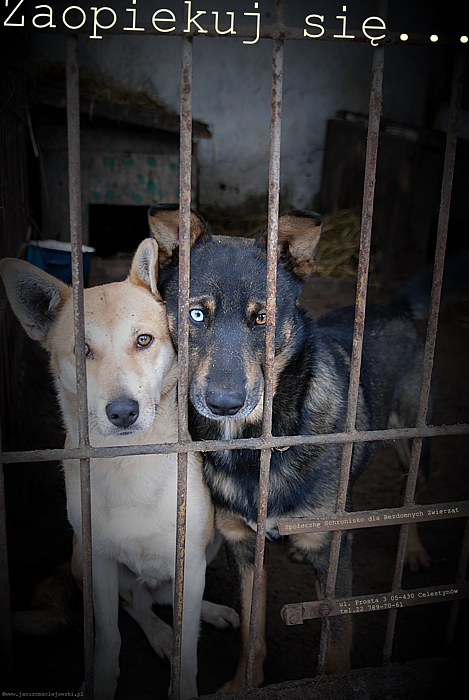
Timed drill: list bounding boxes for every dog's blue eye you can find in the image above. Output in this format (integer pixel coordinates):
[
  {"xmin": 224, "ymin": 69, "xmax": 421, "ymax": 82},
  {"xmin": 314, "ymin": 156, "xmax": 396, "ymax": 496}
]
[{"xmin": 190, "ymin": 309, "xmax": 205, "ymax": 323}]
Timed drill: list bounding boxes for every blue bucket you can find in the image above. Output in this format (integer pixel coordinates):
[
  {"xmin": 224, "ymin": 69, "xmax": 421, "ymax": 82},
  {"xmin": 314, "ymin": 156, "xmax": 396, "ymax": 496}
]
[{"xmin": 27, "ymin": 240, "xmax": 95, "ymax": 286}]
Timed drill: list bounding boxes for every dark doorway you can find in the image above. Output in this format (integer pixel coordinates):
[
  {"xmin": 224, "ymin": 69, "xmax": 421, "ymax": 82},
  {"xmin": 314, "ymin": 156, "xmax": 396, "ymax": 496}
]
[{"xmin": 88, "ymin": 204, "xmax": 150, "ymax": 258}]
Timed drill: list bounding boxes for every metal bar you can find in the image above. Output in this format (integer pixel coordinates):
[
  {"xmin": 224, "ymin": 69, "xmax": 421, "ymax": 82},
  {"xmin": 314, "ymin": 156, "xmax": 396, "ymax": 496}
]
[
  {"xmin": 66, "ymin": 36, "xmax": 89, "ymax": 449},
  {"xmin": 338, "ymin": 43, "xmax": 385, "ymax": 517},
  {"xmin": 383, "ymin": 46, "xmax": 466, "ymax": 665},
  {"xmin": 0, "ymin": 426, "xmax": 12, "ymax": 678},
  {"xmin": 172, "ymin": 451, "xmax": 188, "ymax": 700},
  {"xmin": 177, "ymin": 36, "xmax": 193, "ymax": 444},
  {"xmin": 261, "ymin": 1, "xmax": 283, "ymax": 439},
  {"xmin": 245, "ymin": 21, "xmax": 284, "ymax": 687},
  {"xmin": 278, "ymin": 501, "xmax": 469, "ymax": 535},
  {"xmin": 171, "ymin": 34, "xmax": 194, "ymax": 700},
  {"xmin": 30, "ymin": 23, "xmax": 465, "ymax": 47},
  {"xmin": 318, "ymin": 44, "xmax": 385, "ymax": 674},
  {"xmin": 2, "ymin": 422, "xmax": 468, "ymax": 465},
  {"xmin": 245, "ymin": 447, "xmax": 271, "ymax": 689},
  {"xmin": 416, "ymin": 49, "xmax": 466, "ymax": 430},
  {"xmin": 65, "ymin": 35, "xmax": 94, "ymax": 700},
  {"xmin": 281, "ymin": 581, "xmax": 469, "ymax": 624},
  {"xmin": 445, "ymin": 518, "xmax": 469, "ymax": 651}
]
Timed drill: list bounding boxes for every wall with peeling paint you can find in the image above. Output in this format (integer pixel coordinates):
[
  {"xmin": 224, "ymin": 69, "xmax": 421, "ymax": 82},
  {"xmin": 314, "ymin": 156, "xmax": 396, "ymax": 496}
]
[
  {"xmin": 28, "ymin": 0, "xmax": 435, "ymax": 215},
  {"xmin": 37, "ymin": 123, "xmax": 198, "ymax": 245}
]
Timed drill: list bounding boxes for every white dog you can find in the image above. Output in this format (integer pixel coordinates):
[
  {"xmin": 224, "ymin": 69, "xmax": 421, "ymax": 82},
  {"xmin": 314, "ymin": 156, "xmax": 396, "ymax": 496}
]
[{"xmin": 0, "ymin": 239, "xmax": 238, "ymax": 700}]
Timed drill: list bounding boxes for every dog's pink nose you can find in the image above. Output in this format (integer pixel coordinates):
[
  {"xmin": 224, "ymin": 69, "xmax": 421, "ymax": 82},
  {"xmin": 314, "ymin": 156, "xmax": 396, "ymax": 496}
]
[{"xmin": 105, "ymin": 398, "xmax": 139, "ymax": 428}]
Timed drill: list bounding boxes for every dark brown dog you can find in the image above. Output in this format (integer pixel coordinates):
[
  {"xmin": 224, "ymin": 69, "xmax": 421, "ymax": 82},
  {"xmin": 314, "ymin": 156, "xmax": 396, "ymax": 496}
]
[{"xmin": 148, "ymin": 204, "xmax": 430, "ymax": 691}]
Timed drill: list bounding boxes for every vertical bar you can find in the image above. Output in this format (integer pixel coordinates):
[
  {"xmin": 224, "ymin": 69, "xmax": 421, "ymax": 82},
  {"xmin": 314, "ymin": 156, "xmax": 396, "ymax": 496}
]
[
  {"xmin": 171, "ymin": 34, "xmax": 193, "ymax": 700},
  {"xmin": 383, "ymin": 47, "xmax": 465, "ymax": 663},
  {"xmin": 0, "ymin": 428, "xmax": 12, "ymax": 678},
  {"xmin": 245, "ymin": 13, "xmax": 284, "ymax": 687},
  {"xmin": 177, "ymin": 35, "xmax": 193, "ymax": 444},
  {"xmin": 318, "ymin": 45, "xmax": 385, "ymax": 674},
  {"xmin": 66, "ymin": 35, "xmax": 94, "ymax": 699},
  {"xmin": 445, "ymin": 518, "xmax": 469, "ymax": 651}
]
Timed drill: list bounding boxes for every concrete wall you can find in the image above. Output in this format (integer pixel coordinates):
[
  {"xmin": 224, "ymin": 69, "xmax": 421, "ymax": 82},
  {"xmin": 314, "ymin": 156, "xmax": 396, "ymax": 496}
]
[{"xmin": 28, "ymin": 0, "xmax": 434, "ymax": 213}]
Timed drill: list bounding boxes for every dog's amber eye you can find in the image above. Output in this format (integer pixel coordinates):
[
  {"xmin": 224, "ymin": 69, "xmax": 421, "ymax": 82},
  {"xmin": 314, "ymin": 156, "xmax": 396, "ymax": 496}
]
[
  {"xmin": 137, "ymin": 334, "xmax": 153, "ymax": 348},
  {"xmin": 255, "ymin": 313, "xmax": 267, "ymax": 326}
]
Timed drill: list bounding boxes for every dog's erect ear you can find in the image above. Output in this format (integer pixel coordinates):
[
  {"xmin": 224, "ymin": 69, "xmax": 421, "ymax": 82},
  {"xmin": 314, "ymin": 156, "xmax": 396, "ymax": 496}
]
[
  {"xmin": 128, "ymin": 238, "xmax": 161, "ymax": 298},
  {"xmin": 0, "ymin": 258, "xmax": 71, "ymax": 344},
  {"xmin": 147, "ymin": 203, "xmax": 208, "ymax": 267},
  {"xmin": 256, "ymin": 210, "xmax": 323, "ymax": 281}
]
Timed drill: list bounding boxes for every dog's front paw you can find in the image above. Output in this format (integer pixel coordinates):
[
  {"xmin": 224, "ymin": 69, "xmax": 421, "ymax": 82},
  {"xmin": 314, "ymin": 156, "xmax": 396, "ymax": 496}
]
[
  {"xmin": 217, "ymin": 671, "xmax": 263, "ymax": 694},
  {"xmin": 405, "ymin": 524, "xmax": 431, "ymax": 572},
  {"xmin": 201, "ymin": 600, "xmax": 240, "ymax": 628},
  {"xmin": 216, "ymin": 677, "xmax": 246, "ymax": 694},
  {"xmin": 216, "ymin": 663, "xmax": 263, "ymax": 694},
  {"xmin": 405, "ymin": 544, "xmax": 431, "ymax": 572},
  {"xmin": 148, "ymin": 622, "xmax": 173, "ymax": 661}
]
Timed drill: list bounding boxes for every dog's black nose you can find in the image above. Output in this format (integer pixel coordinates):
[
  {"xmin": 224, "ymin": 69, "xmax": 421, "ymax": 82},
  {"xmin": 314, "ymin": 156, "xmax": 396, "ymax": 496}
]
[
  {"xmin": 205, "ymin": 390, "xmax": 245, "ymax": 416},
  {"xmin": 106, "ymin": 398, "xmax": 139, "ymax": 428}
]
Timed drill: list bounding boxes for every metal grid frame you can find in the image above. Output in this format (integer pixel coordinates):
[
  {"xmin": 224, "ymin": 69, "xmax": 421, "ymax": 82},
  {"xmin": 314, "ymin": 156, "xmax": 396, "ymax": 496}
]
[{"xmin": 1, "ymin": 2, "xmax": 468, "ymax": 698}]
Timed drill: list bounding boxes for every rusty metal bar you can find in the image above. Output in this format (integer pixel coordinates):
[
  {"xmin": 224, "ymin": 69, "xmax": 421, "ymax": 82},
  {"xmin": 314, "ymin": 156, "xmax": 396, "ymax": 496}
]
[
  {"xmin": 445, "ymin": 518, "xmax": 469, "ymax": 651},
  {"xmin": 337, "ymin": 43, "xmax": 385, "ymax": 529},
  {"xmin": 383, "ymin": 46, "xmax": 466, "ymax": 664},
  {"xmin": 318, "ymin": 44, "xmax": 385, "ymax": 675},
  {"xmin": 261, "ymin": 0, "xmax": 283, "ymax": 439},
  {"xmin": 66, "ymin": 36, "xmax": 89, "ymax": 450},
  {"xmin": 170, "ymin": 34, "xmax": 194, "ymax": 700},
  {"xmin": 0, "ymin": 426, "xmax": 12, "ymax": 678},
  {"xmin": 1, "ymin": 422, "xmax": 468, "ymax": 465},
  {"xmin": 279, "ymin": 501, "xmax": 469, "ymax": 535},
  {"xmin": 65, "ymin": 35, "xmax": 94, "ymax": 700},
  {"xmin": 281, "ymin": 581, "xmax": 469, "ymax": 625},
  {"xmin": 33, "ymin": 22, "xmax": 465, "ymax": 47},
  {"xmin": 416, "ymin": 49, "xmax": 466, "ymax": 430},
  {"xmin": 245, "ymin": 17, "xmax": 284, "ymax": 687},
  {"xmin": 177, "ymin": 35, "xmax": 193, "ymax": 445}
]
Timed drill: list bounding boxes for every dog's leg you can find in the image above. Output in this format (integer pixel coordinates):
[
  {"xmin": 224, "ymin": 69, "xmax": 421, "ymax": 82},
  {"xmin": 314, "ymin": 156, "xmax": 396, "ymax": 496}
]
[
  {"xmin": 388, "ymin": 410, "xmax": 431, "ymax": 571},
  {"xmin": 217, "ymin": 558, "xmax": 267, "ymax": 693},
  {"xmin": 398, "ymin": 470, "xmax": 431, "ymax": 571},
  {"xmin": 119, "ymin": 597, "xmax": 173, "ymax": 662},
  {"xmin": 118, "ymin": 568, "xmax": 173, "ymax": 662},
  {"xmin": 120, "ymin": 603, "xmax": 174, "ymax": 661},
  {"xmin": 201, "ymin": 528, "xmax": 240, "ymax": 628},
  {"xmin": 215, "ymin": 513, "xmax": 266, "ymax": 693},
  {"xmin": 92, "ymin": 553, "xmax": 121, "ymax": 700},
  {"xmin": 394, "ymin": 440, "xmax": 431, "ymax": 571},
  {"xmin": 201, "ymin": 599, "xmax": 240, "ymax": 628},
  {"xmin": 72, "ymin": 536, "xmax": 121, "ymax": 697},
  {"xmin": 291, "ymin": 531, "xmax": 352, "ymax": 675},
  {"xmin": 177, "ymin": 549, "xmax": 208, "ymax": 700}
]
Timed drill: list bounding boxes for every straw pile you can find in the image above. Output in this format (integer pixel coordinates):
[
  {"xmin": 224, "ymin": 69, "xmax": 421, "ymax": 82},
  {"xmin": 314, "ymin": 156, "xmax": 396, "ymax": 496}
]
[
  {"xmin": 203, "ymin": 209, "xmax": 267, "ymax": 239},
  {"xmin": 316, "ymin": 209, "xmax": 365, "ymax": 277},
  {"xmin": 204, "ymin": 208, "xmax": 366, "ymax": 278}
]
